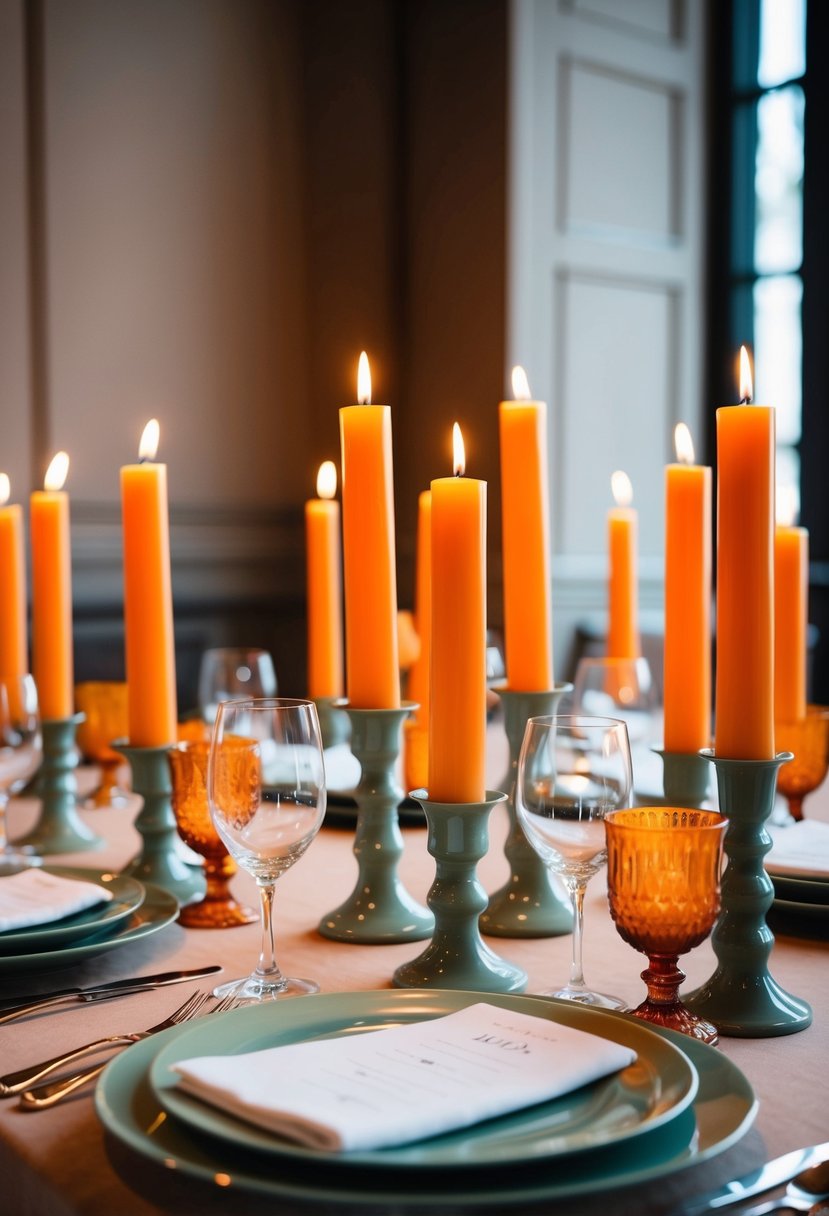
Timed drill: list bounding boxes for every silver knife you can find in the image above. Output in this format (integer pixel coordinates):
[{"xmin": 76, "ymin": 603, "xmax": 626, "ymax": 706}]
[
  {"xmin": 0, "ymin": 965, "xmax": 222, "ymax": 1025},
  {"xmin": 681, "ymin": 1140, "xmax": 829, "ymax": 1214}
]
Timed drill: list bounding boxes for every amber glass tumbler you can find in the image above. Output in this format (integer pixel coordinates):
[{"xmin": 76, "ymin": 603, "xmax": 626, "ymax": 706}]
[
  {"xmin": 775, "ymin": 706, "xmax": 829, "ymax": 821},
  {"xmin": 74, "ymin": 682, "xmax": 128, "ymax": 808}
]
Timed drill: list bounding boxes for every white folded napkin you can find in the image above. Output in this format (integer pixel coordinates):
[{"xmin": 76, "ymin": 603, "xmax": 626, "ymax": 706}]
[
  {"xmin": 767, "ymin": 820, "xmax": 829, "ymax": 879},
  {"xmin": 173, "ymin": 1002, "xmax": 637, "ymax": 1152},
  {"xmin": 0, "ymin": 870, "xmax": 112, "ymax": 933}
]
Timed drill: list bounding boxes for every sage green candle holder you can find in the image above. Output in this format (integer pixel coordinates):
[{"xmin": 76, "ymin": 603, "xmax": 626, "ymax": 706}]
[
  {"xmin": 480, "ymin": 684, "xmax": 574, "ymax": 938},
  {"xmin": 314, "ymin": 696, "xmax": 350, "ymax": 751},
  {"xmin": 14, "ymin": 714, "xmax": 104, "ymax": 854},
  {"xmin": 318, "ymin": 703, "xmax": 433, "ymax": 943},
  {"xmin": 684, "ymin": 748, "xmax": 812, "ymax": 1037},
  {"xmin": 393, "ymin": 790, "xmax": 527, "ymax": 993},
  {"xmin": 652, "ymin": 748, "xmax": 712, "ymax": 809},
  {"xmin": 119, "ymin": 741, "xmax": 205, "ymax": 907}
]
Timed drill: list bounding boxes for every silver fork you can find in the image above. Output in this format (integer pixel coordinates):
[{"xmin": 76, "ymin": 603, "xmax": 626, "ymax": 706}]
[{"xmin": 17, "ymin": 993, "xmax": 240, "ymax": 1109}]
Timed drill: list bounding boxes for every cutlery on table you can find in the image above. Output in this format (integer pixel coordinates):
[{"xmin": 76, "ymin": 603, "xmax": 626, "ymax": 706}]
[
  {"xmin": 681, "ymin": 1142, "xmax": 829, "ymax": 1214},
  {"xmin": 17, "ymin": 992, "xmax": 240, "ymax": 1109},
  {"xmin": 0, "ymin": 965, "xmax": 222, "ymax": 1025}
]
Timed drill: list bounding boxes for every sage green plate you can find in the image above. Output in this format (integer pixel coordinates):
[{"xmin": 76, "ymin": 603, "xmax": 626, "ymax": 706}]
[
  {"xmin": 771, "ymin": 873, "xmax": 829, "ymax": 905},
  {"xmin": 0, "ymin": 868, "xmax": 145, "ymax": 955},
  {"xmin": 149, "ymin": 990, "xmax": 696, "ymax": 1168},
  {"xmin": 0, "ymin": 879, "xmax": 178, "ymax": 973},
  {"xmin": 95, "ymin": 993, "xmax": 756, "ymax": 1206}
]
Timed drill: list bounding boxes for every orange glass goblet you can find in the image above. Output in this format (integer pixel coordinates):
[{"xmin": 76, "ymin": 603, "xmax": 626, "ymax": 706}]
[
  {"xmin": 74, "ymin": 682, "xmax": 129, "ymax": 808},
  {"xmin": 775, "ymin": 706, "xmax": 829, "ymax": 822},
  {"xmin": 168, "ymin": 740, "xmax": 257, "ymax": 928},
  {"xmin": 605, "ymin": 807, "xmax": 728, "ymax": 1045}
]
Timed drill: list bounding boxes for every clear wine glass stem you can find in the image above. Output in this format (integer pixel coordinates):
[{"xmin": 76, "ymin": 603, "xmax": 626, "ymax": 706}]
[
  {"xmin": 565, "ymin": 878, "xmax": 589, "ymax": 993},
  {"xmin": 255, "ymin": 878, "xmax": 283, "ymax": 983}
]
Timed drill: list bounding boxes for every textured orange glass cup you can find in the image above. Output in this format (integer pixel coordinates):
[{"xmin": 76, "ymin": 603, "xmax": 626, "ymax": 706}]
[
  {"xmin": 605, "ymin": 807, "xmax": 727, "ymax": 1045},
  {"xmin": 168, "ymin": 739, "xmax": 257, "ymax": 928},
  {"xmin": 74, "ymin": 682, "xmax": 129, "ymax": 808},
  {"xmin": 775, "ymin": 706, "xmax": 829, "ymax": 822}
]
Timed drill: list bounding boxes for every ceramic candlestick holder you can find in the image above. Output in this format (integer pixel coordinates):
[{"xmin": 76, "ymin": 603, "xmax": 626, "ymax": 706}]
[
  {"xmin": 480, "ymin": 684, "xmax": 574, "ymax": 938},
  {"xmin": 394, "ymin": 790, "xmax": 527, "ymax": 992},
  {"xmin": 318, "ymin": 703, "xmax": 433, "ymax": 943},
  {"xmin": 14, "ymin": 714, "xmax": 104, "ymax": 854},
  {"xmin": 684, "ymin": 748, "xmax": 812, "ymax": 1037},
  {"xmin": 652, "ymin": 749, "xmax": 712, "ymax": 809},
  {"xmin": 118, "ymin": 741, "xmax": 205, "ymax": 906},
  {"xmin": 314, "ymin": 696, "xmax": 351, "ymax": 751}
]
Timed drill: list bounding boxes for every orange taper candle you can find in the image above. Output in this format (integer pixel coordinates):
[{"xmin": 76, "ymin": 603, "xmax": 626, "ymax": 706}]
[
  {"xmin": 664, "ymin": 424, "xmax": 712, "ymax": 753},
  {"xmin": 305, "ymin": 460, "xmax": 344, "ymax": 700},
  {"xmin": 339, "ymin": 352, "xmax": 400, "ymax": 709},
  {"xmin": 774, "ymin": 487, "xmax": 808, "ymax": 723},
  {"xmin": 120, "ymin": 419, "xmax": 178, "ymax": 746},
  {"xmin": 30, "ymin": 453, "xmax": 73, "ymax": 719},
  {"xmin": 0, "ymin": 474, "xmax": 27, "ymax": 679},
  {"xmin": 715, "ymin": 346, "xmax": 775, "ymax": 760},
  {"xmin": 499, "ymin": 366, "xmax": 553, "ymax": 690},
  {"xmin": 429, "ymin": 425, "xmax": 486, "ymax": 803},
  {"xmin": 607, "ymin": 471, "xmax": 639, "ymax": 659}
]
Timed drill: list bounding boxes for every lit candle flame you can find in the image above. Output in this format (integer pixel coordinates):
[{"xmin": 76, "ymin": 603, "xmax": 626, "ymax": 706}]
[
  {"xmin": 511, "ymin": 365, "xmax": 531, "ymax": 400},
  {"xmin": 776, "ymin": 484, "xmax": 798, "ymax": 528},
  {"xmin": 139, "ymin": 419, "xmax": 160, "ymax": 462},
  {"xmin": 611, "ymin": 469, "xmax": 633, "ymax": 507},
  {"xmin": 674, "ymin": 422, "xmax": 695, "ymax": 465},
  {"xmin": 316, "ymin": 460, "xmax": 337, "ymax": 500},
  {"xmin": 44, "ymin": 451, "xmax": 69, "ymax": 492},
  {"xmin": 0, "ymin": 473, "xmax": 9, "ymax": 507},
  {"xmin": 357, "ymin": 351, "xmax": 372, "ymax": 405},
  {"xmin": 739, "ymin": 345, "xmax": 753, "ymax": 403},
  {"xmin": 453, "ymin": 423, "xmax": 466, "ymax": 477}
]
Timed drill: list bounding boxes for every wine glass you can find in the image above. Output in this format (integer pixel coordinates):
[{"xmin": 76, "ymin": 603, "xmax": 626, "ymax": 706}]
[
  {"xmin": 775, "ymin": 706, "xmax": 829, "ymax": 822},
  {"xmin": 74, "ymin": 682, "xmax": 129, "ymax": 808},
  {"xmin": 572, "ymin": 656, "xmax": 658, "ymax": 746},
  {"xmin": 207, "ymin": 697, "xmax": 325, "ymax": 1002},
  {"xmin": 0, "ymin": 676, "xmax": 43, "ymax": 868},
  {"xmin": 604, "ymin": 807, "xmax": 728, "ymax": 1044},
  {"xmin": 516, "ymin": 715, "xmax": 631, "ymax": 1008},
  {"xmin": 197, "ymin": 648, "xmax": 277, "ymax": 727}
]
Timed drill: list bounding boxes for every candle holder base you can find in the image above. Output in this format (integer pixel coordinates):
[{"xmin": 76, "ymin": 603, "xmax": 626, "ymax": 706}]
[
  {"xmin": 684, "ymin": 749, "xmax": 812, "ymax": 1037},
  {"xmin": 394, "ymin": 790, "xmax": 527, "ymax": 992},
  {"xmin": 13, "ymin": 715, "xmax": 104, "ymax": 854},
  {"xmin": 651, "ymin": 749, "xmax": 712, "ymax": 809},
  {"xmin": 481, "ymin": 685, "xmax": 574, "ymax": 938},
  {"xmin": 314, "ymin": 697, "xmax": 350, "ymax": 751},
  {"xmin": 118, "ymin": 741, "xmax": 205, "ymax": 907},
  {"xmin": 318, "ymin": 704, "xmax": 433, "ymax": 944}
]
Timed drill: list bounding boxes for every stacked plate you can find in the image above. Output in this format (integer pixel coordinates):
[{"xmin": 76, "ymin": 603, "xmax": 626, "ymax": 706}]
[
  {"xmin": 766, "ymin": 820, "xmax": 829, "ymax": 931},
  {"xmin": 0, "ymin": 866, "xmax": 179, "ymax": 974},
  {"xmin": 95, "ymin": 990, "xmax": 757, "ymax": 1207}
]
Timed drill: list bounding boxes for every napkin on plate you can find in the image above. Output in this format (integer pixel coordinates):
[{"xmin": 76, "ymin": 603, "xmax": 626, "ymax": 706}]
[
  {"xmin": 0, "ymin": 869, "xmax": 112, "ymax": 933},
  {"xmin": 766, "ymin": 820, "xmax": 829, "ymax": 879},
  {"xmin": 172, "ymin": 1002, "xmax": 637, "ymax": 1152}
]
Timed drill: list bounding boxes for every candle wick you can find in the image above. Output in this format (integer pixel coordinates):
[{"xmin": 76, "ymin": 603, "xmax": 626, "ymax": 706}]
[{"xmin": 740, "ymin": 395, "xmax": 752, "ymax": 405}]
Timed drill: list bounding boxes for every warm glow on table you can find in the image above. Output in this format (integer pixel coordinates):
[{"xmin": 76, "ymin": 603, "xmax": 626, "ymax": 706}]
[
  {"xmin": 774, "ymin": 487, "xmax": 808, "ymax": 724},
  {"xmin": 305, "ymin": 461, "xmax": 344, "ymax": 700},
  {"xmin": 339, "ymin": 352, "xmax": 400, "ymax": 709},
  {"xmin": 607, "ymin": 470, "xmax": 639, "ymax": 660},
  {"xmin": 428, "ymin": 425, "xmax": 486, "ymax": 804},
  {"xmin": 0, "ymin": 475, "xmax": 27, "ymax": 680},
  {"xmin": 499, "ymin": 366, "xmax": 553, "ymax": 691},
  {"xmin": 120, "ymin": 420, "xmax": 178, "ymax": 747},
  {"xmin": 30, "ymin": 453, "xmax": 73, "ymax": 719},
  {"xmin": 664, "ymin": 424, "xmax": 712, "ymax": 753}
]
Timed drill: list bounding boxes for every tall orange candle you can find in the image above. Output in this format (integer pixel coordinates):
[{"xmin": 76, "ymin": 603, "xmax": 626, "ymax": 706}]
[
  {"xmin": 0, "ymin": 474, "xmax": 28, "ymax": 679},
  {"xmin": 30, "ymin": 453, "xmax": 73, "ymax": 719},
  {"xmin": 715, "ymin": 347, "xmax": 775, "ymax": 760},
  {"xmin": 774, "ymin": 487, "xmax": 808, "ymax": 723},
  {"xmin": 339, "ymin": 352, "xmax": 400, "ymax": 709},
  {"xmin": 607, "ymin": 471, "xmax": 639, "ymax": 659},
  {"xmin": 120, "ymin": 419, "xmax": 178, "ymax": 746},
  {"xmin": 499, "ymin": 366, "xmax": 553, "ymax": 690},
  {"xmin": 429, "ymin": 425, "xmax": 486, "ymax": 803},
  {"xmin": 305, "ymin": 460, "xmax": 344, "ymax": 700},
  {"xmin": 664, "ymin": 424, "xmax": 712, "ymax": 753}
]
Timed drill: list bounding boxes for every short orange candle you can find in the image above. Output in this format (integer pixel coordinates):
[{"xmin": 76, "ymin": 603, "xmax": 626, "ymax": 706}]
[
  {"xmin": 0, "ymin": 474, "xmax": 27, "ymax": 680},
  {"xmin": 607, "ymin": 471, "xmax": 639, "ymax": 659},
  {"xmin": 339, "ymin": 352, "xmax": 400, "ymax": 709},
  {"xmin": 774, "ymin": 487, "xmax": 808, "ymax": 724},
  {"xmin": 429, "ymin": 425, "xmax": 486, "ymax": 804},
  {"xmin": 664, "ymin": 424, "xmax": 712, "ymax": 753},
  {"xmin": 714, "ymin": 347, "xmax": 775, "ymax": 760},
  {"xmin": 499, "ymin": 366, "xmax": 553, "ymax": 690},
  {"xmin": 120, "ymin": 420, "xmax": 178, "ymax": 747},
  {"xmin": 30, "ymin": 453, "xmax": 73, "ymax": 719},
  {"xmin": 305, "ymin": 460, "xmax": 344, "ymax": 701}
]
